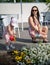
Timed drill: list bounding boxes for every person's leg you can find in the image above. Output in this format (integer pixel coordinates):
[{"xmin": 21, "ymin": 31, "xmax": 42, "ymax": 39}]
[
  {"xmin": 31, "ymin": 36, "xmax": 37, "ymax": 43},
  {"xmin": 9, "ymin": 36, "xmax": 15, "ymax": 49},
  {"xmin": 39, "ymin": 26, "xmax": 48, "ymax": 42},
  {"xmin": 29, "ymin": 30, "xmax": 37, "ymax": 43},
  {"xmin": 40, "ymin": 34, "xmax": 48, "ymax": 42},
  {"xmin": 5, "ymin": 34, "xmax": 10, "ymax": 50},
  {"xmin": 10, "ymin": 42, "xmax": 15, "ymax": 49},
  {"xmin": 5, "ymin": 34, "xmax": 15, "ymax": 50},
  {"xmin": 9, "ymin": 35, "xmax": 15, "ymax": 49},
  {"xmin": 42, "ymin": 26, "xmax": 48, "ymax": 42}
]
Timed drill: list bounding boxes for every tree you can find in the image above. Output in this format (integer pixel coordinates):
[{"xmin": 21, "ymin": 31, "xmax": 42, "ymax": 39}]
[
  {"xmin": 46, "ymin": 0, "xmax": 50, "ymax": 11},
  {"xmin": 38, "ymin": 0, "xmax": 46, "ymax": 2},
  {"xmin": 0, "ymin": 0, "xmax": 14, "ymax": 2},
  {"xmin": 46, "ymin": 0, "xmax": 50, "ymax": 3}
]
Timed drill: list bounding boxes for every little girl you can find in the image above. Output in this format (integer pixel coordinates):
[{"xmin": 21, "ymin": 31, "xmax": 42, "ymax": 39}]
[{"xmin": 4, "ymin": 17, "xmax": 16, "ymax": 50}]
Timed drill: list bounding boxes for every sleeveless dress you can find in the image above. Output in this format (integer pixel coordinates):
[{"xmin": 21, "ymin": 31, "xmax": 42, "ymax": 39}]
[
  {"xmin": 29, "ymin": 20, "xmax": 41, "ymax": 38},
  {"xmin": 4, "ymin": 25, "xmax": 15, "ymax": 43}
]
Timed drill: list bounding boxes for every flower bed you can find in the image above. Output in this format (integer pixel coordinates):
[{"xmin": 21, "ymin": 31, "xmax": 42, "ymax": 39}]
[{"xmin": 7, "ymin": 43, "xmax": 50, "ymax": 65}]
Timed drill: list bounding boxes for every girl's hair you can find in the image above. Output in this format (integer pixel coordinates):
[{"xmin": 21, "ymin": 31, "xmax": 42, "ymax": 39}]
[{"xmin": 31, "ymin": 6, "xmax": 40, "ymax": 23}]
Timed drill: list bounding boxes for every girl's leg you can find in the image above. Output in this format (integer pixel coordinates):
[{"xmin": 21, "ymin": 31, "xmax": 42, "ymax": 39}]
[
  {"xmin": 5, "ymin": 34, "xmax": 10, "ymax": 45},
  {"xmin": 10, "ymin": 42, "xmax": 15, "ymax": 49},
  {"xmin": 9, "ymin": 35, "xmax": 15, "ymax": 49},
  {"xmin": 5, "ymin": 34, "xmax": 10, "ymax": 50}
]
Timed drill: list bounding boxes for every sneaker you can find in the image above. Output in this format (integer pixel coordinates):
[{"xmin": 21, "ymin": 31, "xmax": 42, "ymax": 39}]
[
  {"xmin": 6, "ymin": 46, "xmax": 10, "ymax": 50},
  {"xmin": 10, "ymin": 44, "xmax": 15, "ymax": 49}
]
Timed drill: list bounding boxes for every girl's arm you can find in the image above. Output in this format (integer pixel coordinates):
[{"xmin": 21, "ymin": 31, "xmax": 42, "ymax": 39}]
[
  {"xmin": 13, "ymin": 29, "xmax": 16, "ymax": 37},
  {"xmin": 7, "ymin": 25, "xmax": 14, "ymax": 35}
]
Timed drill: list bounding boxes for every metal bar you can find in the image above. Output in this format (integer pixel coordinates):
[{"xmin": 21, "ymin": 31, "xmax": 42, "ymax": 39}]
[{"xmin": 20, "ymin": 0, "xmax": 23, "ymax": 31}]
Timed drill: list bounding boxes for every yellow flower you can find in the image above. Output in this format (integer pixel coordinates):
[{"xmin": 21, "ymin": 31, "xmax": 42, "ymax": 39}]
[
  {"xmin": 15, "ymin": 56, "xmax": 22, "ymax": 61},
  {"xmin": 26, "ymin": 59, "xmax": 31, "ymax": 63},
  {"xmin": 14, "ymin": 50, "xmax": 19, "ymax": 55},
  {"xmin": 21, "ymin": 52, "xmax": 26, "ymax": 57}
]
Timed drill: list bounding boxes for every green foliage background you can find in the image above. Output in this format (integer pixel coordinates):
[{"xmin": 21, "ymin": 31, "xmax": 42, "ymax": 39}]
[{"xmin": 0, "ymin": 0, "xmax": 48, "ymax": 2}]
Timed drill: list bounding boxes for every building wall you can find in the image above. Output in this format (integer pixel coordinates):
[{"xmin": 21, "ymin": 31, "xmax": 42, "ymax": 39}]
[{"xmin": 0, "ymin": 3, "xmax": 49, "ymax": 23}]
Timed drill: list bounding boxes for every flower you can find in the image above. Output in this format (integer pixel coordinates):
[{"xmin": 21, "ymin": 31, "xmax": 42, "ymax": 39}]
[
  {"xmin": 8, "ymin": 43, "xmax": 50, "ymax": 65},
  {"xmin": 15, "ymin": 56, "xmax": 22, "ymax": 62},
  {"xmin": 13, "ymin": 50, "xmax": 19, "ymax": 55},
  {"xmin": 21, "ymin": 52, "xmax": 26, "ymax": 57}
]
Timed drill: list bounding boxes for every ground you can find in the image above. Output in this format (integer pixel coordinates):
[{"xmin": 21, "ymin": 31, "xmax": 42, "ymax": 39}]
[
  {"xmin": 0, "ymin": 22, "xmax": 50, "ymax": 52},
  {"xmin": 0, "ymin": 22, "xmax": 50, "ymax": 65}
]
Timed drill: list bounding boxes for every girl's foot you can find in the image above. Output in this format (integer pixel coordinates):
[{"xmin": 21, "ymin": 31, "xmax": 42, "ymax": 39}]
[
  {"xmin": 10, "ymin": 44, "xmax": 15, "ymax": 49},
  {"xmin": 6, "ymin": 46, "xmax": 10, "ymax": 51}
]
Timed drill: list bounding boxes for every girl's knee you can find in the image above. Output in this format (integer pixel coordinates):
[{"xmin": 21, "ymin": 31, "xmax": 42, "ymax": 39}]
[{"xmin": 5, "ymin": 34, "xmax": 10, "ymax": 43}]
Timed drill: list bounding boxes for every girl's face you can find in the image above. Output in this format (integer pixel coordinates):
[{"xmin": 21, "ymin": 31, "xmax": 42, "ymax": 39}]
[{"xmin": 32, "ymin": 7, "xmax": 38, "ymax": 16}]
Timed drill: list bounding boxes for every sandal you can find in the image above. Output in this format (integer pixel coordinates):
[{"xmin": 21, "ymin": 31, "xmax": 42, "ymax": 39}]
[
  {"xmin": 32, "ymin": 40, "xmax": 37, "ymax": 43},
  {"xmin": 32, "ymin": 38, "xmax": 37, "ymax": 43},
  {"xmin": 43, "ymin": 39, "xmax": 48, "ymax": 43}
]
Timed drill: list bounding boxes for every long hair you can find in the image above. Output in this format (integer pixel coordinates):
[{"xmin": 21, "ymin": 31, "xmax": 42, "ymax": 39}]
[{"xmin": 31, "ymin": 6, "xmax": 40, "ymax": 23}]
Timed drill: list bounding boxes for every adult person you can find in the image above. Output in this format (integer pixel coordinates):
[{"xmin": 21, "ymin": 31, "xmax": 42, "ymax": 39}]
[{"xmin": 28, "ymin": 6, "xmax": 48, "ymax": 43}]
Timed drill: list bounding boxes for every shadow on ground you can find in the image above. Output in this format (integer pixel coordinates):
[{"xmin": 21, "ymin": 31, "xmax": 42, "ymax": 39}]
[
  {"xmin": 0, "ymin": 43, "xmax": 27, "ymax": 51},
  {"xmin": 16, "ymin": 38, "xmax": 50, "ymax": 43},
  {"xmin": 16, "ymin": 38, "xmax": 32, "ymax": 43}
]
